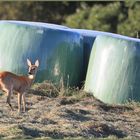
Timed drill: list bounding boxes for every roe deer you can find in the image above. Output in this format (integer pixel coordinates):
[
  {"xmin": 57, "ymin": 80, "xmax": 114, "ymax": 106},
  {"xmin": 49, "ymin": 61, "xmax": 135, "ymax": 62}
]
[{"xmin": 0, "ymin": 59, "xmax": 39, "ymax": 113}]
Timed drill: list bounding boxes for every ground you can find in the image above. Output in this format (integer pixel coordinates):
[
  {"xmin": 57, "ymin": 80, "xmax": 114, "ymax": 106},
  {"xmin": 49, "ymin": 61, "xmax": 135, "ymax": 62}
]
[{"xmin": 0, "ymin": 81, "xmax": 139, "ymax": 139}]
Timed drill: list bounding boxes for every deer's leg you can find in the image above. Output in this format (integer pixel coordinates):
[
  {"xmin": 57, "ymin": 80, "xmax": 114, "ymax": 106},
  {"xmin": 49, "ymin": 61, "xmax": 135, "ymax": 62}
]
[
  {"xmin": 22, "ymin": 93, "xmax": 26, "ymax": 112},
  {"xmin": 6, "ymin": 90, "xmax": 14, "ymax": 111},
  {"xmin": 18, "ymin": 93, "xmax": 22, "ymax": 113}
]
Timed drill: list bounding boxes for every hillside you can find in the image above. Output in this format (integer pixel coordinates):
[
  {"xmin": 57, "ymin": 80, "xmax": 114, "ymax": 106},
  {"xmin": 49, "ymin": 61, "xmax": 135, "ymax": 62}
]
[{"xmin": 0, "ymin": 81, "xmax": 139, "ymax": 139}]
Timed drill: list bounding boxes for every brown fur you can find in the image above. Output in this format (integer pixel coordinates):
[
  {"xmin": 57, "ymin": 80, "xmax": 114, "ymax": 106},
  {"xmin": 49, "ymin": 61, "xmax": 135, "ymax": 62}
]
[{"xmin": 0, "ymin": 59, "xmax": 39, "ymax": 113}]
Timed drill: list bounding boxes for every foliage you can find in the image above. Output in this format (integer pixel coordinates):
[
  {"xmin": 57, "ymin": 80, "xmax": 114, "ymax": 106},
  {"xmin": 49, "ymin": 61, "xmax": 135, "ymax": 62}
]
[
  {"xmin": 65, "ymin": 2, "xmax": 121, "ymax": 33},
  {"xmin": 117, "ymin": 1, "xmax": 140, "ymax": 37},
  {"xmin": 0, "ymin": 1, "xmax": 79, "ymax": 23},
  {"xmin": 64, "ymin": 1, "xmax": 140, "ymax": 38},
  {"xmin": 0, "ymin": 1, "xmax": 140, "ymax": 37}
]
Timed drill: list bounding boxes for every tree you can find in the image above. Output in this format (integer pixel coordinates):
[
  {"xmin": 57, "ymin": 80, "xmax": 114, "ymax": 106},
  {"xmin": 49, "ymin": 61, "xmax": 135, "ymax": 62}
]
[
  {"xmin": 64, "ymin": 2, "xmax": 121, "ymax": 33},
  {"xmin": 0, "ymin": 1, "xmax": 140, "ymax": 38},
  {"xmin": 118, "ymin": 1, "xmax": 140, "ymax": 37},
  {"xmin": 64, "ymin": 1, "xmax": 140, "ymax": 38},
  {"xmin": 0, "ymin": 2, "xmax": 79, "ymax": 24}
]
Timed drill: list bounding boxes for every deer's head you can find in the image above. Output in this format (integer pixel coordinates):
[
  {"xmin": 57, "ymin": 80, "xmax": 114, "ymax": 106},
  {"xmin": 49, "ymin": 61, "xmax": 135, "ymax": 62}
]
[{"xmin": 27, "ymin": 59, "xmax": 39, "ymax": 77}]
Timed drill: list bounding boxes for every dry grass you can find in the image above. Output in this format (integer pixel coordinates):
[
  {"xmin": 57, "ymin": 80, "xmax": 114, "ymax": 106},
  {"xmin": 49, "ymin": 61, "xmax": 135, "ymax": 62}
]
[{"xmin": 0, "ymin": 81, "xmax": 139, "ymax": 139}]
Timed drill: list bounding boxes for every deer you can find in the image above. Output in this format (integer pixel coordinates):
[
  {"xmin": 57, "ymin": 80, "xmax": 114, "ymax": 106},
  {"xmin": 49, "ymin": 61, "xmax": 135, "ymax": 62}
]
[{"xmin": 0, "ymin": 59, "xmax": 39, "ymax": 113}]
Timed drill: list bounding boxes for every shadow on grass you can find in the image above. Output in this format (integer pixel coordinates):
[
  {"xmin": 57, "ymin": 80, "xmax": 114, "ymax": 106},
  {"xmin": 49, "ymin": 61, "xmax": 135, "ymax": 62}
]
[
  {"xmin": 61, "ymin": 109, "xmax": 91, "ymax": 122},
  {"xmin": 18, "ymin": 125, "xmax": 64, "ymax": 139},
  {"xmin": 99, "ymin": 104, "xmax": 133, "ymax": 113},
  {"xmin": 82, "ymin": 123, "xmax": 127, "ymax": 138},
  {"xmin": 0, "ymin": 134, "xmax": 4, "ymax": 139},
  {"xmin": 19, "ymin": 125, "xmax": 44, "ymax": 137}
]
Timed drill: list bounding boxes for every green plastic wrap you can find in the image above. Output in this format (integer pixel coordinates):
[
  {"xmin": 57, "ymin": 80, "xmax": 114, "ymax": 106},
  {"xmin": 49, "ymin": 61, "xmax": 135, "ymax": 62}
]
[
  {"xmin": 0, "ymin": 21, "xmax": 83, "ymax": 87},
  {"xmin": 85, "ymin": 35, "xmax": 140, "ymax": 104}
]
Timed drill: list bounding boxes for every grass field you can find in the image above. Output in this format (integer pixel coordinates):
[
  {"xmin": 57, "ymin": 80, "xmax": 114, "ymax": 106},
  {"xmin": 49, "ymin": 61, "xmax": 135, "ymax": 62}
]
[{"xmin": 0, "ymin": 81, "xmax": 139, "ymax": 139}]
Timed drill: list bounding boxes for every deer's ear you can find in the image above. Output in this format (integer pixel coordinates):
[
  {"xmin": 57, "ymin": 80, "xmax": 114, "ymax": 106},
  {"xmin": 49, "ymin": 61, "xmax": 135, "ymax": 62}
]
[
  {"xmin": 35, "ymin": 60, "xmax": 39, "ymax": 67},
  {"xmin": 27, "ymin": 59, "xmax": 32, "ymax": 67}
]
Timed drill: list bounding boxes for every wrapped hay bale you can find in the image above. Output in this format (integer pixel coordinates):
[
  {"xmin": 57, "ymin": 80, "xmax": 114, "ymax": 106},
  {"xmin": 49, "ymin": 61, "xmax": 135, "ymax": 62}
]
[
  {"xmin": 0, "ymin": 20, "xmax": 83, "ymax": 87},
  {"xmin": 85, "ymin": 34, "xmax": 140, "ymax": 104},
  {"xmin": 71, "ymin": 29, "xmax": 119, "ymax": 80}
]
